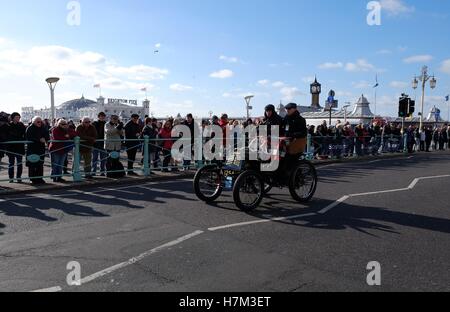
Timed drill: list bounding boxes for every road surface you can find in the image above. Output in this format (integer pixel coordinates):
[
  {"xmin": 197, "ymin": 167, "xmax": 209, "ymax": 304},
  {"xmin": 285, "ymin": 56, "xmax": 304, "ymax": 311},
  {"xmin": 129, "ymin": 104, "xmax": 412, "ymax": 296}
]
[{"xmin": 1, "ymin": 152, "xmax": 449, "ymax": 292}]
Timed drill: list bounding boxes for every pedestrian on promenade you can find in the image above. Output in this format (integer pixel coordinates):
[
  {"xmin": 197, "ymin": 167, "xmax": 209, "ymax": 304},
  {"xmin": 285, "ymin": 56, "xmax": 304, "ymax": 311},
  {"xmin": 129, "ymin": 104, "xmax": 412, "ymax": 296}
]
[
  {"xmin": 159, "ymin": 120, "xmax": 174, "ymax": 172},
  {"xmin": 92, "ymin": 112, "xmax": 107, "ymax": 176},
  {"xmin": 76, "ymin": 117, "xmax": 97, "ymax": 180},
  {"xmin": 141, "ymin": 117, "xmax": 158, "ymax": 171},
  {"xmin": 105, "ymin": 115, "xmax": 125, "ymax": 178},
  {"xmin": 49, "ymin": 119, "xmax": 76, "ymax": 182},
  {"xmin": 124, "ymin": 114, "xmax": 142, "ymax": 176},
  {"xmin": 0, "ymin": 113, "xmax": 9, "ymax": 175},
  {"xmin": 425, "ymin": 126, "xmax": 433, "ymax": 152},
  {"xmin": 5, "ymin": 113, "xmax": 26, "ymax": 183},
  {"xmin": 26, "ymin": 116, "xmax": 49, "ymax": 185}
]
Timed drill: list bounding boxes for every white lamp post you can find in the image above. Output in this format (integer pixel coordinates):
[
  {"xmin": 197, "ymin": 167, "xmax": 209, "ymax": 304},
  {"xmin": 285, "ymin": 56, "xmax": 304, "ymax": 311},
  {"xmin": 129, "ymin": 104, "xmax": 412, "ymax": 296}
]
[
  {"xmin": 343, "ymin": 104, "xmax": 351, "ymax": 124},
  {"xmin": 244, "ymin": 95, "xmax": 254, "ymax": 119},
  {"xmin": 412, "ymin": 66, "xmax": 437, "ymax": 131},
  {"xmin": 46, "ymin": 77, "xmax": 60, "ymax": 126}
]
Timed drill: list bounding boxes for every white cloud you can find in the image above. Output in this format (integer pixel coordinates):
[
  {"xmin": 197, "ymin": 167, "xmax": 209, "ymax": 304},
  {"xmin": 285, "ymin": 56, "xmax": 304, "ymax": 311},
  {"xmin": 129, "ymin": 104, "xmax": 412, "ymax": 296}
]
[
  {"xmin": 403, "ymin": 55, "xmax": 433, "ymax": 64},
  {"xmin": 210, "ymin": 69, "xmax": 234, "ymax": 79},
  {"xmin": 390, "ymin": 81, "xmax": 409, "ymax": 89},
  {"xmin": 272, "ymin": 81, "xmax": 285, "ymax": 88},
  {"xmin": 280, "ymin": 87, "xmax": 304, "ymax": 102},
  {"xmin": 352, "ymin": 81, "xmax": 372, "ymax": 89},
  {"xmin": 106, "ymin": 64, "xmax": 169, "ymax": 80},
  {"xmin": 377, "ymin": 49, "xmax": 392, "ymax": 55},
  {"xmin": 319, "ymin": 62, "xmax": 343, "ymax": 69},
  {"xmin": 345, "ymin": 59, "xmax": 375, "ymax": 72},
  {"xmin": 170, "ymin": 83, "xmax": 193, "ymax": 92},
  {"xmin": 0, "ymin": 42, "xmax": 170, "ymax": 112},
  {"xmin": 440, "ymin": 59, "xmax": 450, "ymax": 74},
  {"xmin": 380, "ymin": 0, "xmax": 415, "ymax": 16},
  {"xmin": 257, "ymin": 79, "xmax": 270, "ymax": 86},
  {"xmin": 219, "ymin": 55, "xmax": 239, "ymax": 63},
  {"xmin": 302, "ymin": 76, "xmax": 315, "ymax": 84},
  {"xmin": 155, "ymin": 43, "xmax": 161, "ymax": 49}
]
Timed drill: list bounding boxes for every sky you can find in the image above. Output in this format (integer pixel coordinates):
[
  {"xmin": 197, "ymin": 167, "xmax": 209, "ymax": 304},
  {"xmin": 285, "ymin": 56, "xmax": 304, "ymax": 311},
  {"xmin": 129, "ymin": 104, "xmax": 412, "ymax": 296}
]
[{"xmin": 0, "ymin": 0, "xmax": 449, "ymax": 118}]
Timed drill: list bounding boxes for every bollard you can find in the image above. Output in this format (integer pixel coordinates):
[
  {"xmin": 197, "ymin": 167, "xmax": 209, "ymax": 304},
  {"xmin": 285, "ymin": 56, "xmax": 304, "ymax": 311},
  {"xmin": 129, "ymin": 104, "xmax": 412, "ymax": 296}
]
[
  {"xmin": 72, "ymin": 137, "xmax": 82, "ymax": 182},
  {"xmin": 143, "ymin": 136, "xmax": 150, "ymax": 176}
]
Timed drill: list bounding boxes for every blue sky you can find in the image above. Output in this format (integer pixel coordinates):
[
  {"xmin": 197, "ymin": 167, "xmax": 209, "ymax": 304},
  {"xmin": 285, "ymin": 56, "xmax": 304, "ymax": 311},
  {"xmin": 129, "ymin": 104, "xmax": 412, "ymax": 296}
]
[{"xmin": 0, "ymin": 0, "xmax": 449, "ymax": 117}]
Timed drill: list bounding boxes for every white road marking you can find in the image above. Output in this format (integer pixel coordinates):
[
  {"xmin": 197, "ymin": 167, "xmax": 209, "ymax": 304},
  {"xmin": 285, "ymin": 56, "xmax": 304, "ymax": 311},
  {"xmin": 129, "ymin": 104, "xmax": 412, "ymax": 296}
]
[
  {"xmin": 318, "ymin": 196, "xmax": 350, "ymax": 214},
  {"xmin": 30, "ymin": 230, "xmax": 204, "ymax": 292},
  {"xmin": 31, "ymin": 286, "xmax": 62, "ymax": 293},
  {"xmin": 208, "ymin": 213, "xmax": 316, "ymax": 231}
]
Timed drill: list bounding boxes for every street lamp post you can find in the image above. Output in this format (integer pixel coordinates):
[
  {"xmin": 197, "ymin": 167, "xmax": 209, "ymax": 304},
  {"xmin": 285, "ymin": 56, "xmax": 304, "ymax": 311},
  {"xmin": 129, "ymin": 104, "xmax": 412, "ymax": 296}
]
[
  {"xmin": 343, "ymin": 104, "xmax": 351, "ymax": 124},
  {"xmin": 412, "ymin": 66, "xmax": 437, "ymax": 131},
  {"xmin": 244, "ymin": 95, "xmax": 254, "ymax": 120},
  {"xmin": 46, "ymin": 77, "xmax": 60, "ymax": 126}
]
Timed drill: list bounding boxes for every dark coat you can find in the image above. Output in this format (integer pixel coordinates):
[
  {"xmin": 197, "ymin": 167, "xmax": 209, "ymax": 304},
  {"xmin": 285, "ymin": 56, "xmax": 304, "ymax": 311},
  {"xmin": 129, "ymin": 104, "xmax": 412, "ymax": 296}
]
[
  {"xmin": 6, "ymin": 122, "xmax": 26, "ymax": 155},
  {"xmin": 262, "ymin": 112, "xmax": 285, "ymax": 137},
  {"xmin": 92, "ymin": 120, "xmax": 106, "ymax": 149},
  {"xmin": 283, "ymin": 111, "xmax": 307, "ymax": 139},
  {"xmin": 76, "ymin": 124, "xmax": 97, "ymax": 153},
  {"xmin": 141, "ymin": 125, "xmax": 159, "ymax": 153},
  {"xmin": 124, "ymin": 121, "xmax": 142, "ymax": 148},
  {"xmin": 0, "ymin": 122, "xmax": 9, "ymax": 158},
  {"xmin": 25, "ymin": 124, "xmax": 50, "ymax": 165}
]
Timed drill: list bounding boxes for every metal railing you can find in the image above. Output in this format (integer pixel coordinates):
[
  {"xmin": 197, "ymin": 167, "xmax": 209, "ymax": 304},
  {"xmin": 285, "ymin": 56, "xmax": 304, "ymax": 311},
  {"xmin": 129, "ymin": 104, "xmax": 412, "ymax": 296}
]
[{"xmin": 0, "ymin": 134, "xmax": 445, "ymax": 184}]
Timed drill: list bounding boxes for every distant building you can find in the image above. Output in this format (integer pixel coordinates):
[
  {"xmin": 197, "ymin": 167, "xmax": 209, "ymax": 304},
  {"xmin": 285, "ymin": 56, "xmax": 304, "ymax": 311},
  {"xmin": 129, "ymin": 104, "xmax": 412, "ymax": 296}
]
[{"xmin": 21, "ymin": 96, "xmax": 150, "ymax": 123}]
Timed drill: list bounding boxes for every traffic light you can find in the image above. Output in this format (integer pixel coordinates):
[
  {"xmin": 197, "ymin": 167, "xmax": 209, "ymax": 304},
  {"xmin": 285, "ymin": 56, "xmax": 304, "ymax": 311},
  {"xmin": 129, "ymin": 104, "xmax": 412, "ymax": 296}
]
[
  {"xmin": 408, "ymin": 99, "xmax": 415, "ymax": 116},
  {"xmin": 399, "ymin": 96, "xmax": 409, "ymax": 118}
]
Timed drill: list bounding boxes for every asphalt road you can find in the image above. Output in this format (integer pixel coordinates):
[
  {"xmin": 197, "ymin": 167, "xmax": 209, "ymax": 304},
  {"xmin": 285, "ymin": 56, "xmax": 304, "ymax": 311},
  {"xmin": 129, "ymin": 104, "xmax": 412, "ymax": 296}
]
[{"xmin": 0, "ymin": 152, "xmax": 449, "ymax": 292}]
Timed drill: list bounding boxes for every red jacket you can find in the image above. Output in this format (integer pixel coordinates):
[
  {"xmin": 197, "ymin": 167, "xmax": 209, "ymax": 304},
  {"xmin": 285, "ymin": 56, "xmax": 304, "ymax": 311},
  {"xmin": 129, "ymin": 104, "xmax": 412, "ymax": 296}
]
[
  {"xmin": 49, "ymin": 126, "xmax": 77, "ymax": 155},
  {"xmin": 159, "ymin": 127, "xmax": 173, "ymax": 151}
]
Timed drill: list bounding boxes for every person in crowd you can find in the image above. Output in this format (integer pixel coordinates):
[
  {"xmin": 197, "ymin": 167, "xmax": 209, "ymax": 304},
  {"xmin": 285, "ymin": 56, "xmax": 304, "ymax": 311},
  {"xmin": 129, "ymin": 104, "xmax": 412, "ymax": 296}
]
[
  {"xmin": 5, "ymin": 113, "xmax": 26, "ymax": 183},
  {"xmin": 62, "ymin": 119, "xmax": 77, "ymax": 175},
  {"xmin": 354, "ymin": 123, "xmax": 366, "ymax": 156},
  {"xmin": 282, "ymin": 103, "xmax": 307, "ymax": 175},
  {"xmin": 159, "ymin": 119, "xmax": 174, "ymax": 172},
  {"xmin": 49, "ymin": 119, "xmax": 77, "ymax": 182},
  {"xmin": 262, "ymin": 104, "xmax": 284, "ymax": 136},
  {"xmin": 432, "ymin": 127, "xmax": 440, "ymax": 151},
  {"xmin": 182, "ymin": 114, "xmax": 196, "ymax": 170},
  {"xmin": 425, "ymin": 126, "xmax": 433, "ymax": 152},
  {"xmin": 76, "ymin": 117, "xmax": 97, "ymax": 179},
  {"xmin": 92, "ymin": 112, "xmax": 107, "ymax": 176},
  {"xmin": 0, "ymin": 113, "xmax": 9, "ymax": 175},
  {"xmin": 419, "ymin": 127, "xmax": 426, "ymax": 152},
  {"xmin": 406, "ymin": 126, "xmax": 415, "ymax": 154},
  {"xmin": 141, "ymin": 117, "xmax": 159, "ymax": 172},
  {"xmin": 124, "ymin": 114, "xmax": 142, "ymax": 175},
  {"xmin": 26, "ymin": 116, "xmax": 50, "ymax": 185},
  {"xmin": 105, "ymin": 115, "xmax": 125, "ymax": 176}
]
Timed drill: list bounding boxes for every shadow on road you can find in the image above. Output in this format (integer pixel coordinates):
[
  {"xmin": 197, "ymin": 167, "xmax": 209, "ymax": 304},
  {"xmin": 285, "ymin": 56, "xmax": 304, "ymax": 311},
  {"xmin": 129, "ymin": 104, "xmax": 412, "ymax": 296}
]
[
  {"xmin": 265, "ymin": 201, "xmax": 450, "ymax": 238},
  {"xmin": 0, "ymin": 222, "xmax": 5, "ymax": 236},
  {"xmin": 317, "ymin": 153, "xmax": 450, "ymax": 185}
]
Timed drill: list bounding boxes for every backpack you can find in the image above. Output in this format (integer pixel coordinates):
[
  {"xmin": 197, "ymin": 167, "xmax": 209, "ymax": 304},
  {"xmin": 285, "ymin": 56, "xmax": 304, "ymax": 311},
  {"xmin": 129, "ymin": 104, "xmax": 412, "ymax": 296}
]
[{"xmin": 106, "ymin": 158, "xmax": 126, "ymax": 179}]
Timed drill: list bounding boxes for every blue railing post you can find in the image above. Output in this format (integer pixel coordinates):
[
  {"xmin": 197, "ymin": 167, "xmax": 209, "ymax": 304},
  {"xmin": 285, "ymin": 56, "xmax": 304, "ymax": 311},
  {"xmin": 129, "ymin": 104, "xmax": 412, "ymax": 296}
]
[
  {"xmin": 306, "ymin": 134, "xmax": 313, "ymax": 160},
  {"xmin": 403, "ymin": 133, "xmax": 408, "ymax": 154},
  {"xmin": 73, "ymin": 137, "xmax": 82, "ymax": 182},
  {"xmin": 143, "ymin": 136, "xmax": 150, "ymax": 177}
]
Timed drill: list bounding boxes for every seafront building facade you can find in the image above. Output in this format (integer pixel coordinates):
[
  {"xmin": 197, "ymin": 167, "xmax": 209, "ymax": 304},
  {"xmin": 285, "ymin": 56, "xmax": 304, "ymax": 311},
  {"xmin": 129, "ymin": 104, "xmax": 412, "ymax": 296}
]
[{"xmin": 21, "ymin": 96, "xmax": 150, "ymax": 123}]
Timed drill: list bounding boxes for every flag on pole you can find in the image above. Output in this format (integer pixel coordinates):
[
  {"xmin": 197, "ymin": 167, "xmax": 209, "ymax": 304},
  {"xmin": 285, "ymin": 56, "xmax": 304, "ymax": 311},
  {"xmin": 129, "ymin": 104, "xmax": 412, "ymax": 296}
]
[
  {"xmin": 141, "ymin": 87, "xmax": 147, "ymax": 92},
  {"xmin": 373, "ymin": 75, "xmax": 379, "ymax": 88},
  {"xmin": 93, "ymin": 84, "xmax": 101, "ymax": 88}
]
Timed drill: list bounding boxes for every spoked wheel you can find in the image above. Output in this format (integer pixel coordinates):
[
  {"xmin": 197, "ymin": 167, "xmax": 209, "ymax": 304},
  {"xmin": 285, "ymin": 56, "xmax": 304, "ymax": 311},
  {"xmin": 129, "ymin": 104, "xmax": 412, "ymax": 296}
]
[
  {"xmin": 233, "ymin": 170, "xmax": 264, "ymax": 212},
  {"xmin": 289, "ymin": 160, "xmax": 318, "ymax": 203},
  {"xmin": 193, "ymin": 165, "xmax": 223, "ymax": 202}
]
